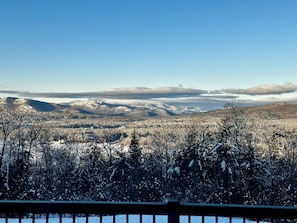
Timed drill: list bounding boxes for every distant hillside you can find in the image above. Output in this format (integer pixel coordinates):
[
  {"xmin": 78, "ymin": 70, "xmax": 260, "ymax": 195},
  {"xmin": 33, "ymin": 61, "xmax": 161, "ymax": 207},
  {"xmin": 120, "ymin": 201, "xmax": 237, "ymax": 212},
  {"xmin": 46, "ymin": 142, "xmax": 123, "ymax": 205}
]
[
  {"xmin": 1, "ymin": 97, "xmax": 296, "ymax": 119},
  {"xmin": 0, "ymin": 97, "xmax": 201, "ymax": 117},
  {"xmin": 243, "ymin": 102, "xmax": 297, "ymax": 119},
  {"xmin": 67, "ymin": 100, "xmax": 179, "ymax": 117},
  {"xmin": 0, "ymin": 97, "xmax": 71, "ymax": 113},
  {"xmin": 188, "ymin": 102, "xmax": 297, "ymax": 120}
]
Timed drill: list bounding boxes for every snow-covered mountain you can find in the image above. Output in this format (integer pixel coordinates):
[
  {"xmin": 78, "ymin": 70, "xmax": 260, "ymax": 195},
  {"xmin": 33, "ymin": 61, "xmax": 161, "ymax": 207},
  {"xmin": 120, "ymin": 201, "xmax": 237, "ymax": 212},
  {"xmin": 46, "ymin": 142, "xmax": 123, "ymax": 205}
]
[
  {"xmin": 0, "ymin": 97, "xmax": 203, "ymax": 117},
  {"xmin": 0, "ymin": 97, "xmax": 64, "ymax": 112},
  {"xmin": 67, "ymin": 99, "xmax": 203, "ymax": 116}
]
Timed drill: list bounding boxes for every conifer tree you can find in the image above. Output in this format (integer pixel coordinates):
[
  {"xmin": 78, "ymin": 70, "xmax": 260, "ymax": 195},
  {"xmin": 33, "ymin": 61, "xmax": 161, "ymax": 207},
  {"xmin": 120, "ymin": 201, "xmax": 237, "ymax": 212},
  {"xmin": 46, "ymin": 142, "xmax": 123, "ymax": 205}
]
[
  {"xmin": 128, "ymin": 130, "xmax": 142, "ymax": 168},
  {"xmin": 127, "ymin": 130, "xmax": 142, "ymax": 200}
]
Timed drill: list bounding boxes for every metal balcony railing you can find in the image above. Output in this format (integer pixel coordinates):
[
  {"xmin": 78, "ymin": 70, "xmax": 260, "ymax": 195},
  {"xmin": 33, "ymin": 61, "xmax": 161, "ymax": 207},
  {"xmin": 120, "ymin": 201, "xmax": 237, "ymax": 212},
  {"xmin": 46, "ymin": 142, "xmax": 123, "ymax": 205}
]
[{"xmin": 1, "ymin": 200, "xmax": 297, "ymax": 223}]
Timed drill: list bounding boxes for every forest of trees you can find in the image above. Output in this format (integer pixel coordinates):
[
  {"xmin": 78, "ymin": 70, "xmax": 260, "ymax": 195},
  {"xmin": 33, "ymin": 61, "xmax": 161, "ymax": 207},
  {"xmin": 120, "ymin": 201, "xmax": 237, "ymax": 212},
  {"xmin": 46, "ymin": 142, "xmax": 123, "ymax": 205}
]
[{"xmin": 1, "ymin": 105, "xmax": 297, "ymax": 205}]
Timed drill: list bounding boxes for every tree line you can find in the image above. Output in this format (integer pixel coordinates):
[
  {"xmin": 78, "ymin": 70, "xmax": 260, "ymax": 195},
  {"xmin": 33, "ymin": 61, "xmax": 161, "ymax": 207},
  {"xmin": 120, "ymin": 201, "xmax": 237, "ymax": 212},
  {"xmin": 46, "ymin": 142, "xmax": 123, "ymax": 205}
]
[{"xmin": 1, "ymin": 105, "xmax": 297, "ymax": 205}]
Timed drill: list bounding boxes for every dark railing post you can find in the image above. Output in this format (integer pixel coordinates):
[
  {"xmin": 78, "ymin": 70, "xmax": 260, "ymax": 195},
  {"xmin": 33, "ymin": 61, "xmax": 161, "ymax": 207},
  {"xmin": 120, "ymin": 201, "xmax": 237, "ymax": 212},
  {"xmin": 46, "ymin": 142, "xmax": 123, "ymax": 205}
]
[{"xmin": 167, "ymin": 200, "xmax": 180, "ymax": 223}]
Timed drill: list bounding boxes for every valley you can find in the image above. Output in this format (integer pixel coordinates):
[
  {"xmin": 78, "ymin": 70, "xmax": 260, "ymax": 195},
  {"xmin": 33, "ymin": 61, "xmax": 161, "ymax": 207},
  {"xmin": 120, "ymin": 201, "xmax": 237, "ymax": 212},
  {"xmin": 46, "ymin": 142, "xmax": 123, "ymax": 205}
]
[{"xmin": 1, "ymin": 97, "xmax": 297, "ymax": 204}]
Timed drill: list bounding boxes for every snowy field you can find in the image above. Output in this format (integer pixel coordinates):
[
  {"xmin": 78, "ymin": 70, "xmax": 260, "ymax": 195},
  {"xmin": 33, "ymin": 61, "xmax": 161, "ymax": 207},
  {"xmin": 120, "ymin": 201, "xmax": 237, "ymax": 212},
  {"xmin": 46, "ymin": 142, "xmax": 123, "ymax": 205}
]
[{"xmin": 0, "ymin": 215, "xmax": 266, "ymax": 223}]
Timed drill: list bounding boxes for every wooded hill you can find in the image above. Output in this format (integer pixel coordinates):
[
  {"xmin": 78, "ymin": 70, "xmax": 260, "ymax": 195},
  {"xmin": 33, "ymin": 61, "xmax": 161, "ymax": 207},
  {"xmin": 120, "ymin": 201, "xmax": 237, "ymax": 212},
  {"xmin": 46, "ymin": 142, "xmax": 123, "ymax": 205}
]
[{"xmin": 1, "ymin": 101, "xmax": 297, "ymax": 204}]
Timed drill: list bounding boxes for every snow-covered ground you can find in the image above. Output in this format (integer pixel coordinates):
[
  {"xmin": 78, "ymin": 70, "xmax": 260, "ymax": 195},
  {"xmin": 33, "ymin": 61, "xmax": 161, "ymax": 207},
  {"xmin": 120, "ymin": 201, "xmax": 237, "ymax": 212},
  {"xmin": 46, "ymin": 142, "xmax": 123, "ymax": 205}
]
[{"xmin": 0, "ymin": 215, "xmax": 264, "ymax": 223}]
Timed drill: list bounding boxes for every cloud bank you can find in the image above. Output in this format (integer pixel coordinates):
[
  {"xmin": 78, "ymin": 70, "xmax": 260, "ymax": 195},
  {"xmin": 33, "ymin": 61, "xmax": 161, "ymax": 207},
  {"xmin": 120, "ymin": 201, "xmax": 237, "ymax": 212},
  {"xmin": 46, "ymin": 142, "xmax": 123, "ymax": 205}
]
[
  {"xmin": 1, "ymin": 83, "xmax": 296, "ymax": 100},
  {"xmin": 223, "ymin": 82, "xmax": 297, "ymax": 95},
  {"xmin": 0, "ymin": 83, "xmax": 296, "ymax": 111},
  {"xmin": 0, "ymin": 87, "xmax": 207, "ymax": 100}
]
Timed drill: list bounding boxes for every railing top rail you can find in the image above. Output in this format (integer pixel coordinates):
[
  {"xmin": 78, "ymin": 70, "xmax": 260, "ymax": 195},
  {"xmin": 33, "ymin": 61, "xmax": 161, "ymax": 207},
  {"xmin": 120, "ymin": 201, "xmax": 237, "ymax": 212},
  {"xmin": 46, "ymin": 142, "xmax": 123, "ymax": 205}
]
[{"xmin": 1, "ymin": 200, "xmax": 297, "ymax": 219}]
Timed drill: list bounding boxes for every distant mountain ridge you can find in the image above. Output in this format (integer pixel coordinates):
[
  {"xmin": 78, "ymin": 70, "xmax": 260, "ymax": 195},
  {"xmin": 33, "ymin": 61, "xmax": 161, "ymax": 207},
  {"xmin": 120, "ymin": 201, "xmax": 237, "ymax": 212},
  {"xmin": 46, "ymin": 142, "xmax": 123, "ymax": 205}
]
[
  {"xmin": 0, "ymin": 97, "xmax": 202, "ymax": 117},
  {"xmin": 1, "ymin": 97, "xmax": 296, "ymax": 118},
  {"xmin": 0, "ymin": 97, "xmax": 67, "ymax": 112}
]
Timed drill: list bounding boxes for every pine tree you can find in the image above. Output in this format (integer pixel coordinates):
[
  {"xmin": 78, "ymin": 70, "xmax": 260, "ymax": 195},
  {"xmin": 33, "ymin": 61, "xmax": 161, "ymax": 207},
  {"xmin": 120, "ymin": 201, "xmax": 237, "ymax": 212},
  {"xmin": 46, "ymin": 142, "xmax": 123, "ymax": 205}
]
[
  {"xmin": 127, "ymin": 130, "xmax": 142, "ymax": 201},
  {"xmin": 128, "ymin": 130, "xmax": 142, "ymax": 168}
]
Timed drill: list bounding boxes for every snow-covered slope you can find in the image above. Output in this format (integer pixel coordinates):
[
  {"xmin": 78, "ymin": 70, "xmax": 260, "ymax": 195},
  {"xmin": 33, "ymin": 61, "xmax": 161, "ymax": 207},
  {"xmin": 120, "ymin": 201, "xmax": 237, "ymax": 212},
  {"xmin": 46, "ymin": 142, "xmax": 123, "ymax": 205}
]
[
  {"xmin": 0, "ymin": 97, "xmax": 203, "ymax": 117},
  {"xmin": 67, "ymin": 99, "xmax": 203, "ymax": 116},
  {"xmin": 0, "ymin": 97, "xmax": 65, "ymax": 113}
]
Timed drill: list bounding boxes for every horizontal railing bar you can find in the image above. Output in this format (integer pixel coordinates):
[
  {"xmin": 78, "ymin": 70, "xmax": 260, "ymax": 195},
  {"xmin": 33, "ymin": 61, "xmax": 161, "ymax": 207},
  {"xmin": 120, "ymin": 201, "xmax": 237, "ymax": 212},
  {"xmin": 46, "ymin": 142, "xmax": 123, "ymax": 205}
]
[
  {"xmin": 0, "ymin": 200, "xmax": 166, "ymax": 215},
  {"xmin": 179, "ymin": 202, "xmax": 297, "ymax": 219},
  {"xmin": 1, "ymin": 200, "xmax": 297, "ymax": 219}
]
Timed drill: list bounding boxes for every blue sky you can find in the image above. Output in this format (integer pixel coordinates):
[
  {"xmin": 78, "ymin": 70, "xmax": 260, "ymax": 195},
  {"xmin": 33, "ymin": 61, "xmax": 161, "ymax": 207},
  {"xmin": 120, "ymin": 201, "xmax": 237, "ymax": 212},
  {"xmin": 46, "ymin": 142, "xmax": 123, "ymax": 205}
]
[{"xmin": 1, "ymin": 0, "xmax": 297, "ymax": 109}]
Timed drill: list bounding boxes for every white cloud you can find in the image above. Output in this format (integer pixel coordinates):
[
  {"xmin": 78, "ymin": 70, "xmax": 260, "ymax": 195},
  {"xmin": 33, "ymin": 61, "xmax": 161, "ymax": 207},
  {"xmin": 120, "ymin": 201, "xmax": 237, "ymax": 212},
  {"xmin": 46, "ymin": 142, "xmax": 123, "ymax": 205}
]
[
  {"xmin": 1, "ymin": 83, "xmax": 297, "ymax": 111},
  {"xmin": 223, "ymin": 82, "xmax": 297, "ymax": 95}
]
